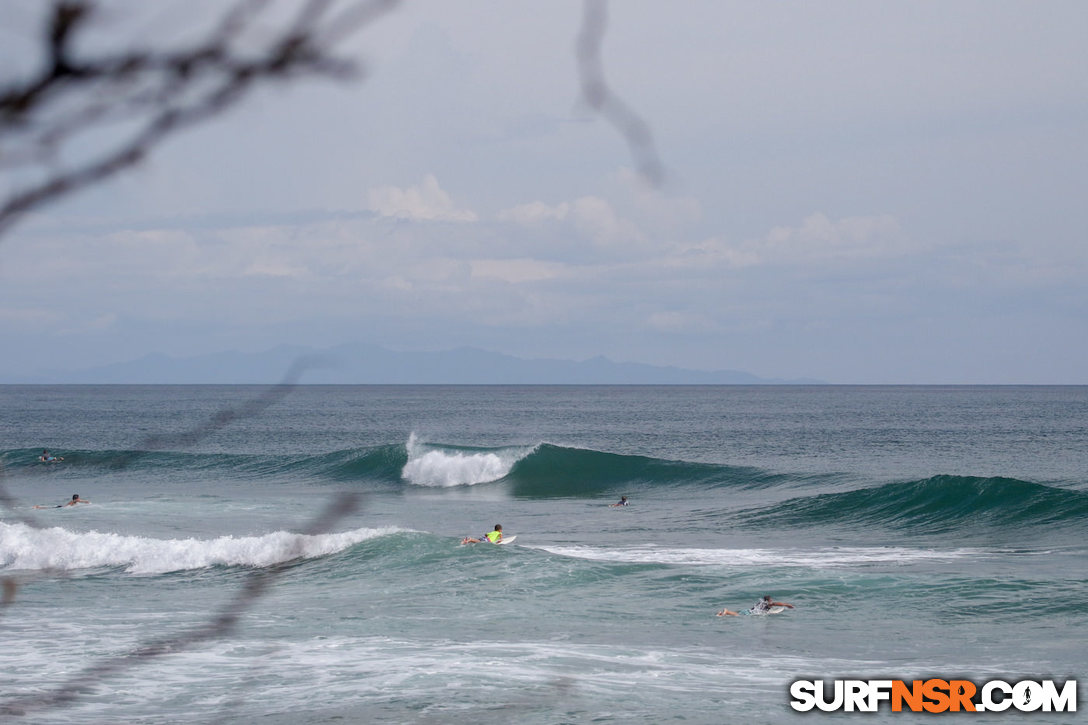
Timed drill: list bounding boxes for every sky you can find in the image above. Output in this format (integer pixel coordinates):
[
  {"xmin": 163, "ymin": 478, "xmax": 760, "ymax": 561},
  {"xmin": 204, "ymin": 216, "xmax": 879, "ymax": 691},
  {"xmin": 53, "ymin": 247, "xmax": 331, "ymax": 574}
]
[{"xmin": 1, "ymin": 0, "xmax": 1086, "ymax": 383}]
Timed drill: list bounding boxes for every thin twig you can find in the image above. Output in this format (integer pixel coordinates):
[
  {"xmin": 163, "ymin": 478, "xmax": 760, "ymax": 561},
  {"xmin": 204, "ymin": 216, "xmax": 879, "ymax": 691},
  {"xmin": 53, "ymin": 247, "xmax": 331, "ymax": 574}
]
[
  {"xmin": 0, "ymin": 0, "xmax": 396, "ymax": 239},
  {"xmin": 576, "ymin": 0, "xmax": 665, "ymax": 186},
  {"xmin": 0, "ymin": 491, "xmax": 361, "ymax": 717}
]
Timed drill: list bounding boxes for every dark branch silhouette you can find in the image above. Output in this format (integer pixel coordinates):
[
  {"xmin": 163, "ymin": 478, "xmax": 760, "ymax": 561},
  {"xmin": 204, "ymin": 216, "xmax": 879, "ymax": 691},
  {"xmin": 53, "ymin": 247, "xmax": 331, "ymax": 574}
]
[
  {"xmin": 0, "ymin": 355, "xmax": 330, "ymax": 613},
  {"xmin": 0, "ymin": 490, "xmax": 361, "ymax": 718},
  {"xmin": 576, "ymin": 0, "xmax": 665, "ymax": 186},
  {"xmin": 0, "ymin": 0, "xmax": 400, "ymax": 239},
  {"xmin": 0, "ymin": 1, "xmax": 655, "ymax": 717},
  {"xmin": 109, "ymin": 354, "xmax": 329, "ymax": 467}
]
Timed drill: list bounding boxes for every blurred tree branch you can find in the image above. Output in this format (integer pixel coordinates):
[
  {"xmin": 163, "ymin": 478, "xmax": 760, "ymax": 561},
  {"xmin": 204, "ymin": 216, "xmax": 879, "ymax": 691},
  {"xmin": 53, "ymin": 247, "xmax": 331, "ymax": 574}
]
[
  {"xmin": 0, "ymin": 3, "xmax": 663, "ymax": 715},
  {"xmin": 0, "ymin": 3, "xmax": 389, "ymax": 712},
  {"xmin": 0, "ymin": 0, "xmax": 399, "ymax": 239},
  {"xmin": 576, "ymin": 0, "xmax": 664, "ymax": 187},
  {"xmin": 0, "ymin": 490, "xmax": 361, "ymax": 718}
]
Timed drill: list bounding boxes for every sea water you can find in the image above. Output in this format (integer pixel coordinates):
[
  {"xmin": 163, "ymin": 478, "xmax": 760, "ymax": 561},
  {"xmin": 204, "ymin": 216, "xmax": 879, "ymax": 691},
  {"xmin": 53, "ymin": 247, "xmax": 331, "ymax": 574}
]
[{"xmin": 1, "ymin": 385, "xmax": 1085, "ymax": 723}]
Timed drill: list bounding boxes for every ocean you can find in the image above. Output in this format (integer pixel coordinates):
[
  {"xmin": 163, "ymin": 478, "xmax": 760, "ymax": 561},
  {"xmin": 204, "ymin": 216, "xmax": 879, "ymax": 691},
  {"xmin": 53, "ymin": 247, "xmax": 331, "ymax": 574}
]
[{"xmin": 1, "ymin": 384, "xmax": 1085, "ymax": 723}]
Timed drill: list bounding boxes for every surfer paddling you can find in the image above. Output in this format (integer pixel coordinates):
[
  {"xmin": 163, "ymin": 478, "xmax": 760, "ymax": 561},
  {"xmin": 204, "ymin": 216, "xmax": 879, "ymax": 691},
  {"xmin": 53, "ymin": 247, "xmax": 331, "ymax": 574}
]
[
  {"xmin": 35, "ymin": 494, "xmax": 90, "ymax": 509},
  {"xmin": 610, "ymin": 495, "xmax": 629, "ymax": 507},
  {"xmin": 462, "ymin": 524, "xmax": 503, "ymax": 544},
  {"xmin": 38, "ymin": 449, "xmax": 63, "ymax": 462},
  {"xmin": 717, "ymin": 595, "xmax": 794, "ymax": 617}
]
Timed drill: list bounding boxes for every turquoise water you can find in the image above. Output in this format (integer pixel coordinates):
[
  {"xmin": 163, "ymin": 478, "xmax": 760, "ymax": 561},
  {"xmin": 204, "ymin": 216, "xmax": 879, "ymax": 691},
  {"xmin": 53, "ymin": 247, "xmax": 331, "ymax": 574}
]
[{"xmin": 1, "ymin": 385, "xmax": 1085, "ymax": 723}]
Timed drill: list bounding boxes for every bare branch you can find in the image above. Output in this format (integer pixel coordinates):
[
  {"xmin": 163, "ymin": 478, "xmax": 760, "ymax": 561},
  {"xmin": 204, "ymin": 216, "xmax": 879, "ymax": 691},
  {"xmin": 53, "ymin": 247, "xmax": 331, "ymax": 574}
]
[
  {"xmin": 0, "ymin": 0, "xmax": 400, "ymax": 240},
  {"xmin": 0, "ymin": 491, "xmax": 362, "ymax": 718},
  {"xmin": 0, "ymin": 354, "xmax": 330, "ymax": 615},
  {"xmin": 0, "ymin": 356, "xmax": 354, "ymax": 718},
  {"xmin": 576, "ymin": 0, "xmax": 665, "ymax": 187},
  {"xmin": 111, "ymin": 354, "xmax": 330, "ymax": 464}
]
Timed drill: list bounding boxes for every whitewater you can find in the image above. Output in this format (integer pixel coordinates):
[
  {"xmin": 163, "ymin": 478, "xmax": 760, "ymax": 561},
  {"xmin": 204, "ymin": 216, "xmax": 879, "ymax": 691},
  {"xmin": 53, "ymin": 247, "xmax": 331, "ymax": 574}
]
[{"xmin": 1, "ymin": 384, "xmax": 1085, "ymax": 723}]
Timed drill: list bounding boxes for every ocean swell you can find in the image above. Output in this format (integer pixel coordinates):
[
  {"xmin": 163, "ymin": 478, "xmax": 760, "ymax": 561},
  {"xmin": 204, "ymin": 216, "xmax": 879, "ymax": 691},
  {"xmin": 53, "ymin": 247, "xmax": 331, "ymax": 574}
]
[{"xmin": 736, "ymin": 475, "xmax": 1088, "ymax": 532}]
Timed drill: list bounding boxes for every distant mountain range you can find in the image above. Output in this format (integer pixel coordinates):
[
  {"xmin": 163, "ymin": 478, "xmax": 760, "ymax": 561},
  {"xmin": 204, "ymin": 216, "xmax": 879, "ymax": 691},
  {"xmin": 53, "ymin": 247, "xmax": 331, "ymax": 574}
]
[{"xmin": 4, "ymin": 342, "xmax": 822, "ymax": 385}]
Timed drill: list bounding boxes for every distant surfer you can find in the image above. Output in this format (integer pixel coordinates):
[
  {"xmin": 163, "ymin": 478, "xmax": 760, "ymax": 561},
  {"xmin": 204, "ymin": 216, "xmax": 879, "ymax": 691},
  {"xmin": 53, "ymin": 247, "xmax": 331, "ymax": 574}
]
[
  {"xmin": 462, "ymin": 524, "xmax": 503, "ymax": 544},
  {"xmin": 610, "ymin": 495, "xmax": 629, "ymax": 507},
  {"xmin": 717, "ymin": 595, "xmax": 794, "ymax": 617},
  {"xmin": 35, "ymin": 494, "xmax": 90, "ymax": 509},
  {"xmin": 38, "ymin": 449, "xmax": 63, "ymax": 462}
]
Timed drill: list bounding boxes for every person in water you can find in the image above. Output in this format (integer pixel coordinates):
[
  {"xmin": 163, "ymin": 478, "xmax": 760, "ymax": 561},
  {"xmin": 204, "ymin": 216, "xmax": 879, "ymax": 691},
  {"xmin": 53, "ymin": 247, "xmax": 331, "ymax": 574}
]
[
  {"xmin": 39, "ymin": 450, "xmax": 63, "ymax": 462},
  {"xmin": 35, "ymin": 494, "xmax": 90, "ymax": 509},
  {"xmin": 717, "ymin": 594, "xmax": 794, "ymax": 617},
  {"xmin": 610, "ymin": 495, "xmax": 629, "ymax": 507},
  {"xmin": 462, "ymin": 524, "xmax": 503, "ymax": 544}
]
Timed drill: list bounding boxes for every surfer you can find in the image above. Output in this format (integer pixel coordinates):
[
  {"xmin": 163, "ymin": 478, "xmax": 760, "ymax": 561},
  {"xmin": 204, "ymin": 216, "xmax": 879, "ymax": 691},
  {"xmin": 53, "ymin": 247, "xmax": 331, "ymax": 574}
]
[
  {"xmin": 610, "ymin": 495, "xmax": 629, "ymax": 507},
  {"xmin": 38, "ymin": 449, "xmax": 63, "ymax": 462},
  {"xmin": 717, "ymin": 595, "xmax": 794, "ymax": 617},
  {"xmin": 462, "ymin": 524, "xmax": 503, "ymax": 544},
  {"xmin": 35, "ymin": 494, "xmax": 90, "ymax": 509}
]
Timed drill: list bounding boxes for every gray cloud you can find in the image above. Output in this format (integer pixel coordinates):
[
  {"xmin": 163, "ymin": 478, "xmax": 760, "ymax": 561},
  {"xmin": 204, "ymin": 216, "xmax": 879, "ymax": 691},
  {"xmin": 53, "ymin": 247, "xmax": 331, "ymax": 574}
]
[{"xmin": 2, "ymin": 1, "xmax": 1086, "ymax": 382}]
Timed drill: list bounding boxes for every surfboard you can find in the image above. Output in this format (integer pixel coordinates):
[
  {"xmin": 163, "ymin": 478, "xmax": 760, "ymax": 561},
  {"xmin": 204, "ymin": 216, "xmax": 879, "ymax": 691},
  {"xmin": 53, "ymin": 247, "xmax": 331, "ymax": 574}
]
[
  {"xmin": 461, "ymin": 535, "xmax": 517, "ymax": 546},
  {"xmin": 734, "ymin": 605, "xmax": 786, "ymax": 616}
]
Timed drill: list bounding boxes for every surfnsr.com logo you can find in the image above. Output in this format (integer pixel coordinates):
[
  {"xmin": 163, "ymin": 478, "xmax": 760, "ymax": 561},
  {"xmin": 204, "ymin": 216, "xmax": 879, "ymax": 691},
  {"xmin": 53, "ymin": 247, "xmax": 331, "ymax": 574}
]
[{"xmin": 789, "ymin": 679, "xmax": 1077, "ymax": 713}]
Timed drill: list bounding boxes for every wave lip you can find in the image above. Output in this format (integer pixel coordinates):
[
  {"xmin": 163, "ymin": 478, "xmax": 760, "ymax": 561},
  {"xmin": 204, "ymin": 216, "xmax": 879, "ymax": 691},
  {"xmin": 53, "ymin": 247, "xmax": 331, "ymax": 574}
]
[
  {"xmin": 0, "ymin": 522, "xmax": 401, "ymax": 575},
  {"xmin": 400, "ymin": 433, "xmax": 536, "ymax": 487}
]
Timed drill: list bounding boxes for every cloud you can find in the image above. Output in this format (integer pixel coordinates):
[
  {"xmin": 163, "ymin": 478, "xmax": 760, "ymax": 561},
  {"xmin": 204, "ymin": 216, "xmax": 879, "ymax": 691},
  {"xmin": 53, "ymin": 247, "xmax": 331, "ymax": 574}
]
[
  {"xmin": 569, "ymin": 196, "xmax": 643, "ymax": 247},
  {"xmin": 670, "ymin": 213, "xmax": 914, "ymax": 271},
  {"xmin": 469, "ymin": 258, "xmax": 568, "ymax": 284},
  {"xmin": 0, "ymin": 307, "xmax": 60, "ymax": 326},
  {"xmin": 496, "ymin": 200, "xmax": 571, "ymax": 225},
  {"xmin": 367, "ymin": 174, "xmax": 477, "ymax": 222},
  {"xmin": 87, "ymin": 313, "xmax": 117, "ymax": 330},
  {"xmin": 763, "ymin": 212, "xmax": 913, "ymax": 262},
  {"xmin": 609, "ymin": 167, "xmax": 702, "ymax": 233},
  {"xmin": 498, "ymin": 195, "xmax": 643, "ymax": 250},
  {"xmin": 56, "ymin": 312, "xmax": 118, "ymax": 336},
  {"xmin": 497, "ymin": 175, "xmax": 703, "ymax": 260},
  {"xmin": 645, "ymin": 310, "xmax": 719, "ymax": 334},
  {"xmin": 242, "ymin": 259, "xmax": 311, "ymax": 278}
]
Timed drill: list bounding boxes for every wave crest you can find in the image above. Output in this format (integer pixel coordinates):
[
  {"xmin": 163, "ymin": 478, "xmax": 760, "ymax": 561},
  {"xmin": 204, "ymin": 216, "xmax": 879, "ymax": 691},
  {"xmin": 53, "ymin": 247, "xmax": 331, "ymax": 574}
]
[
  {"xmin": 400, "ymin": 433, "xmax": 535, "ymax": 487},
  {"xmin": 0, "ymin": 522, "xmax": 400, "ymax": 574}
]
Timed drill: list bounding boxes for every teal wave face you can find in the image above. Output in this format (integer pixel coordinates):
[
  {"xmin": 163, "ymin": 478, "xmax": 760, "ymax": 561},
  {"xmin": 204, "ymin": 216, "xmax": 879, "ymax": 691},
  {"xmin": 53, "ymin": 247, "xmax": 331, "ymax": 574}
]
[
  {"xmin": 503, "ymin": 443, "xmax": 788, "ymax": 497},
  {"xmin": 7, "ymin": 445, "xmax": 1084, "ymax": 536},
  {"xmin": 1, "ymin": 446, "xmax": 409, "ymax": 486},
  {"xmin": 736, "ymin": 475, "xmax": 1088, "ymax": 533}
]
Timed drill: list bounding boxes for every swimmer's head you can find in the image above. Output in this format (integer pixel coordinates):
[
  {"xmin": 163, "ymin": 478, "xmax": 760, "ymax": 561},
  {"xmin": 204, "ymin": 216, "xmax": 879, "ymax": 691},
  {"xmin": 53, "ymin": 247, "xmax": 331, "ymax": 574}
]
[
  {"xmin": 762, "ymin": 595, "xmax": 772, "ymax": 601},
  {"xmin": 494, "ymin": 524, "xmax": 502, "ymax": 531},
  {"xmin": 72, "ymin": 494, "xmax": 79, "ymax": 500}
]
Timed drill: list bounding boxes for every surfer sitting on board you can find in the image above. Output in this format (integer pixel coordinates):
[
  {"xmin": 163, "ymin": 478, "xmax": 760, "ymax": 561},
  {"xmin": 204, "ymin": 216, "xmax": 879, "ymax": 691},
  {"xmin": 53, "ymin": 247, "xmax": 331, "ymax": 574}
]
[
  {"xmin": 610, "ymin": 495, "xmax": 629, "ymax": 507},
  {"xmin": 462, "ymin": 524, "xmax": 503, "ymax": 544},
  {"xmin": 35, "ymin": 494, "xmax": 90, "ymax": 509},
  {"xmin": 717, "ymin": 595, "xmax": 794, "ymax": 617}
]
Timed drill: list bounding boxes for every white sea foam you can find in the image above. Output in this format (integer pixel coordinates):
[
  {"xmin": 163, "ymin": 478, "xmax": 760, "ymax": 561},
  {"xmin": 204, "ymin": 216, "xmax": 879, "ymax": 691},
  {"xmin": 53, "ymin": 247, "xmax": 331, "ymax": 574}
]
[
  {"xmin": 0, "ymin": 521, "xmax": 401, "ymax": 574},
  {"xmin": 0, "ymin": 634, "xmax": 845, "ymax": 723},
  {"xmin": 400, "ymin": 432, "xmax": 534, "ymax": 487},
  {"xmin": 532, "ymin": 544, "xmax": 982, "ymax": 567}
]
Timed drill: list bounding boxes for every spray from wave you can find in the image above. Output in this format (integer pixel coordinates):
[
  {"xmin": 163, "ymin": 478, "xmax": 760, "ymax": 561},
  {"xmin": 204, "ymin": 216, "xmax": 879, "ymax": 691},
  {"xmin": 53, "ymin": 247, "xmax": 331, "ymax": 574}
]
[
  {"xmin": 0, "ymin": 522, "xmax": 401, "ymax": 575},
  {"xmin": 400, "ymin": 433, "xmax": 536, "ymax": 487}
]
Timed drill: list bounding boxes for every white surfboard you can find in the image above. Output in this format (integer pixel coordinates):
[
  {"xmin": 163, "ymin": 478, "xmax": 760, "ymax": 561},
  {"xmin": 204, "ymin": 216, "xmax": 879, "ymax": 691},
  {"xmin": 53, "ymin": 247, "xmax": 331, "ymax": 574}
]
[{"xmin": 498, "ymin": 535, "xmax": 517, "ymax": 545}]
